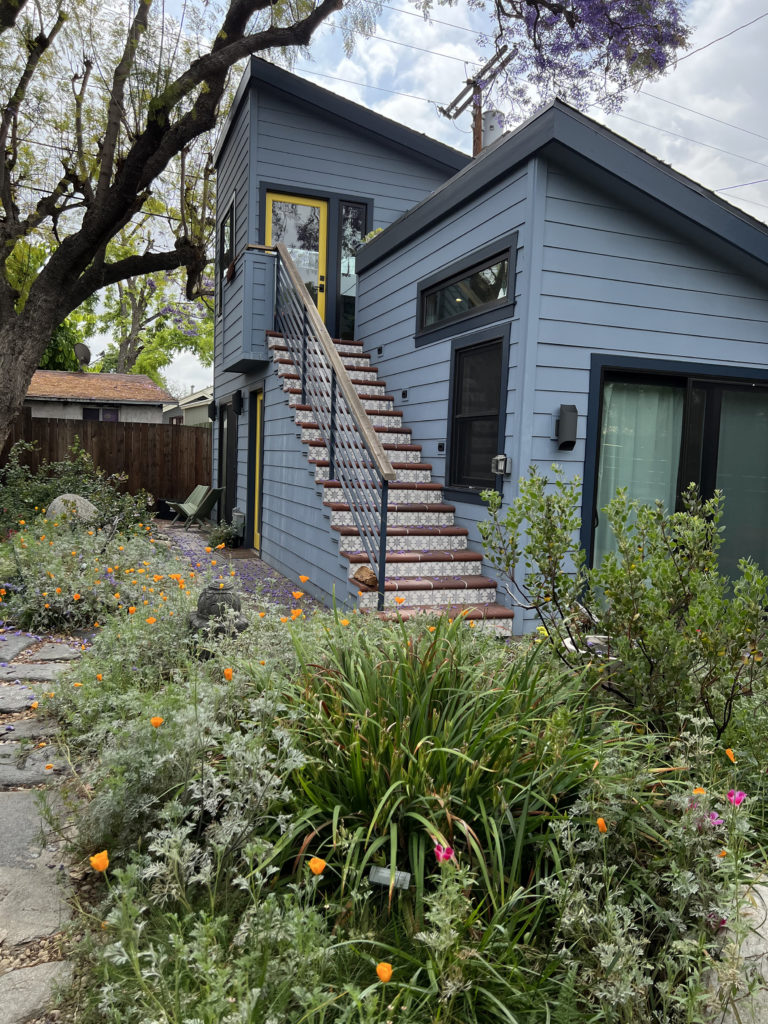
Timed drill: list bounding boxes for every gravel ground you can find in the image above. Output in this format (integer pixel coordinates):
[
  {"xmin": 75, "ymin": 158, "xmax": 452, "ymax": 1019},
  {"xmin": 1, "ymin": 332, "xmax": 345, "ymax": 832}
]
[{"xmin": 154, "ymin": 521, "xmax": 323, "ymax": 612}]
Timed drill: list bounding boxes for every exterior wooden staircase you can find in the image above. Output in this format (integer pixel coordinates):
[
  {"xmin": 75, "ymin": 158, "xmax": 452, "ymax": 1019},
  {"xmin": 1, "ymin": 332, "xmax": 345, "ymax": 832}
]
[{"xmin": 268, "ymin": 329, "xmax": 514, "ymax": 626}]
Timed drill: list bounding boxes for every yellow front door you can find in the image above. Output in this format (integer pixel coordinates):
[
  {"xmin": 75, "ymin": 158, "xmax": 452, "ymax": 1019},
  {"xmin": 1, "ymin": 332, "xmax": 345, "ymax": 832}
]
[
  {"xmin": 253, "ymin": 390, "xmax": 264, "ymax": 551},
  {"xmin": 265, "ymin": 192, "xmax": 328, "ymax": 320}
]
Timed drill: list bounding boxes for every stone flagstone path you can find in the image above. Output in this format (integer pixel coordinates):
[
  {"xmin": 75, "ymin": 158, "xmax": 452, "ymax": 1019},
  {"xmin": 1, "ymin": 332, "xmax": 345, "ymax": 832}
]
[{"xmin": 0, "ymin": 629, "xmax": 83, "ymax": 1024}]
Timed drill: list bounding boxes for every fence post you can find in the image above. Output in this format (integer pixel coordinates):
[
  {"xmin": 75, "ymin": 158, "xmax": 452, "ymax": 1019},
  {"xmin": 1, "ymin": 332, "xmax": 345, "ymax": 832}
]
[
  {"xmin": 328, "ymin": 370, "xmax": 336, "ymax": 481},
  {"xmin": 377, "ymin": 478, "xmax": 388, "ymax": 611}
]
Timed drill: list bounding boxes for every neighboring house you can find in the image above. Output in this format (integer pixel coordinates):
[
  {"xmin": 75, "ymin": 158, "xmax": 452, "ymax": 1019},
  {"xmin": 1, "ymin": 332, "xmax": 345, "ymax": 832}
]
[
  {"xmin": 163, "ymin": 386, "xmax": 214, "ymax": 427},
  {"xmin": 214, "ymin": 61, "xmax": 768, "ymax": 629},
  {"xmin": 26, "ymin": 371, "xmax": 174, "ymax": 423}
]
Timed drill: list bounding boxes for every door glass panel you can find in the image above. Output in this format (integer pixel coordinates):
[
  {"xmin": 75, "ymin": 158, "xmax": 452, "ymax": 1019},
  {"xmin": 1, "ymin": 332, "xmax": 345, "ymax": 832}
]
[
  {"xmin": 266, "ymin": 194, "xmax": 327, "ymax": 317},
  {"xmin": 594, "ymin": 381, "xmax": 684, "ymax": 565},
  {"xmin": 339, "ymin": 202, "xmax": 366, "ymax": 339},
  {"xmin": 716, "ymin": 390, "xmax": 768, "ymax": 577}
]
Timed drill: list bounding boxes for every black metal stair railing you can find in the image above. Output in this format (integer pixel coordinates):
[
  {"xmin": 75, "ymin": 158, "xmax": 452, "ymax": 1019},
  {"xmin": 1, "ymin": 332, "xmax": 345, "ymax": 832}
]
[{"xmin": 273, "ymin": 242, "xmax": 396, "ymax": 610}]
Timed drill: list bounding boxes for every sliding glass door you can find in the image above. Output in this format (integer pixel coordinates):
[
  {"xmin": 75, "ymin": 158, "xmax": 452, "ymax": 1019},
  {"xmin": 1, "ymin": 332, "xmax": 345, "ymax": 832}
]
[{"xmin": 593, "ymin": 370, "xmax": 768, "ymax": 575}]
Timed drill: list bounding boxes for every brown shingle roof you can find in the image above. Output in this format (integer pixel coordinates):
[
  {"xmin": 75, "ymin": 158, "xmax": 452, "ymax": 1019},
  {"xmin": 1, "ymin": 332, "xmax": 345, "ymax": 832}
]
[{"xmin": 27, "ymin": 371, "xmax": 174, "ymax": 405}]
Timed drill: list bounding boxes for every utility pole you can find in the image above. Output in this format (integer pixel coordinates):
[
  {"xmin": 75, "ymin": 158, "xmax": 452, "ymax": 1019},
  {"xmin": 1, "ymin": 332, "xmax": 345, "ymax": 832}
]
[{"xmin": 439, "ymin": 47, "xmax": 512, "ymax": 157}]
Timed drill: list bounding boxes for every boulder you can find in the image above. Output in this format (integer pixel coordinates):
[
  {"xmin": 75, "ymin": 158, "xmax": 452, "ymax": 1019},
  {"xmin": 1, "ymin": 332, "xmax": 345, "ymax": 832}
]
[{"xmin": 46, "ymin": 494, "xmax": 98, "ymax": 523}]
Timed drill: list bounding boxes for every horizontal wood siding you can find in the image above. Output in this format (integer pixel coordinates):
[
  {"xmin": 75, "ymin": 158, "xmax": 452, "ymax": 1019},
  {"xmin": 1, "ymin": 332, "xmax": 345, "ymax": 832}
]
[
  {"xmin": 259, "ymin": 364, "xmax": 350, "ymax": 605},
  {"xmin": 355, "ymin": 167, "xmax": 529, "ymax": 593},
  {"xmin": 253, "ymin": 89, "xmax": 452, "ymax": 238},
  {"xmin": 215, "ymin": 94, "xmax": 251, "ymax": 374},
  {"xmin": 2, "ymin": 410, "xmax": 212, "ymax": 504},
  {"xmin": 528, "ymin": 164, "xmax": 768, "ymax": 476}
]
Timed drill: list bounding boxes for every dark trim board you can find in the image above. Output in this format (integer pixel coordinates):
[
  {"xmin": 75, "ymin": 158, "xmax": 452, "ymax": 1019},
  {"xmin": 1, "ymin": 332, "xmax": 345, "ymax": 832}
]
[
  {"xmin": 214, "ymin": 59, "xmax": 470, "ymax": 173},
  {"xmin": 581, "ymin": 353, "xmax": 768, "ymax": 567},
  {"xmin": 357, "ymin": 100, "xmax": 768, "ymax": 278},
  {"xmin": 245, "ymin": 385, "xmax": 265, "ymax": 551}
]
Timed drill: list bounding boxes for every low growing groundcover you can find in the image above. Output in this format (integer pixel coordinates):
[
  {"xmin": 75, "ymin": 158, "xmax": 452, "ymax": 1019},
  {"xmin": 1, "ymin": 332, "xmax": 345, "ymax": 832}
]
[{"xmin": 0, "ymin": 508, "xmax": 762, "ymax": 1023}]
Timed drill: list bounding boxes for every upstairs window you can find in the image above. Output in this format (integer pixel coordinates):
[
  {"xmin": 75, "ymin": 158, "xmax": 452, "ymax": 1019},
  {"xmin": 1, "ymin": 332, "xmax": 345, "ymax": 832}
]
[
  {"xmin": 416, "ymin": 233, "xmax": 517, "ymax": 344},
  {"xmin": 217, "ymin": 198, "xmax": 234, "ymax": 316}
]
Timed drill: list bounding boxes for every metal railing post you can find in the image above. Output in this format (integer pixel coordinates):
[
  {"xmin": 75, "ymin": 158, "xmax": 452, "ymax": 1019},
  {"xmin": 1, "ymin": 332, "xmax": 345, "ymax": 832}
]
[
  {"xmin": 377, "ymin": 479, "xmax": 389, "ymax": 611},
  {"xmin": 329, "ymin": 369, "xmax": 337, "ymax": 481},
  {"xmin": 301, "ymin": 307, "xmax": 308, "ymax": 405}
]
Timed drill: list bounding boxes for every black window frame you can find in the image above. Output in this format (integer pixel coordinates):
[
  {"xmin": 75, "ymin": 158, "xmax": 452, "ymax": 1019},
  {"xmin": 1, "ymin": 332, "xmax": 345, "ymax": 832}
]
[
  {"xmin": 415, "ymin": 232, "xmax": 517, "ymax": 347},
  {"xmin": 583, "ymin": 354, "xmax": 768, "ymax": 567},
  {"xmin": 444, "ymin": 326, "xmax": 510, "ymax": 505}
]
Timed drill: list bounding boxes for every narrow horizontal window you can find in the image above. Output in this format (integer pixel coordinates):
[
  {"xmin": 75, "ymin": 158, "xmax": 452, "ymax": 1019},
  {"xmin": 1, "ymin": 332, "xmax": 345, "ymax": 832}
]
[{"xmin": 422, "ymin": 255, "xmax": 508, "ymax": 330}]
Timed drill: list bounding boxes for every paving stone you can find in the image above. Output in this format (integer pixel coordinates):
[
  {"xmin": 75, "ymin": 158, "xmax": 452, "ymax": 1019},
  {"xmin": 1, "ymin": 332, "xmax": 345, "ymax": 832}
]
[
  {"xmin": 0, "ymin": 961, "xmax": 71, "ymax": 1024},
  {"xmin": 26, "ymin": 644, "xmax": 81, "ymax": 663},
  {"xmin": 0, "ymin": 720, "xmax": 57, "ymax": 742},
  {"xmin": 0, "ymin": 687, "xmax": 38, "ymax": 714},
  {"xmin": 0, "ymin": 665, "xmax": 67, "ymax": 683},
  {"xmin": 0, "ymin": 750, "xmax": 58, "ymax": 789},
  {"xmin": 0, "ymin": 864, "xmax": 70, "ymax": 947},
  {"xmin": 0, "ymin": 636, "xmax": 37, "ymax": 661},
  {"xmin": 0, "ymin": 792, "xmax": 48, "ymax": 868}
]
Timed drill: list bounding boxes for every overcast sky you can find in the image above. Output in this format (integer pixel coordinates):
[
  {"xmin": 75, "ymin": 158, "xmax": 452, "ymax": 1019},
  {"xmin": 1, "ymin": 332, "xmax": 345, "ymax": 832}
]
[{"xmin": 165, "ymin": 0, "xmax": 768, "ymax": 393}]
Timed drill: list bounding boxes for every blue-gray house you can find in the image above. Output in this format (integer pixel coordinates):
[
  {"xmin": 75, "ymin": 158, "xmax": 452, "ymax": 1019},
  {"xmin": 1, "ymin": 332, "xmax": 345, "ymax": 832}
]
[{"xmin": 213, "ymin": 59, "xmax": 768, "ymax": 629}]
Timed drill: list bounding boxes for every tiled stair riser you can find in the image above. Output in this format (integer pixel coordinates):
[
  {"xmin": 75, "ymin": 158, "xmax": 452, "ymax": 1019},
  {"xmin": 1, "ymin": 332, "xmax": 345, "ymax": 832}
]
[
  {"xmin": 348, "ymin": 560, "xmax": 482, "ymax": 579},
  {"xmin": 294, "ymin": 410, "xmax": 402, "ymax": 429},
  {"xmin": 336, "ymin": 532, "xmax": 468, "ymax": 553},
  {"xmin": 358, "ymin": 587, "xmax": 496, "ymax": 611},
  {"xmin": 325, "ymin": 487, "xmax": 443, "ymax": 504},
  {"xmin": 280, "ymin": 373, "xmax": 388, "ymax": 395},
  {"xmin": 314, "ymin": 465, "xmax": 431, "ymax": 483},
  {"xmin": 303, "ymin": 427, "xmax": 408, "ymax": 445},
  {"xmin": 292, "ymin": 396, "xmax": 394, "ymax": 413},
  {"xmin": 329, "ymin": 508, "xmax": 455, "ymax": 528},
  {"xmin": 307, "ymin": 446, "xmax": 422, "ymax": 464}
]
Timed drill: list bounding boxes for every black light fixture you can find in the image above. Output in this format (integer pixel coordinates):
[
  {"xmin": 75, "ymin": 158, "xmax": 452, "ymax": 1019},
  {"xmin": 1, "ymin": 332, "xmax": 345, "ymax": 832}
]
[
  {"xmin": 207, "ymin": 400, "xmax": 217, "ymax": 421},
  {"xmin": 232, "ymin": 389, "xmax": 243, "ymax": 416},
  {"xmin": 556, "ymin": 404, "xmax": 578, "ymax": 451}
]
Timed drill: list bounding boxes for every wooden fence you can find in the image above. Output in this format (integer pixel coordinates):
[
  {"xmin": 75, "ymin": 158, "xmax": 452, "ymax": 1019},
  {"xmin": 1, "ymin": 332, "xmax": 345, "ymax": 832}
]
[{"xmin": 0, "ymin": 409, "xmax": 212, "ymax": 504}]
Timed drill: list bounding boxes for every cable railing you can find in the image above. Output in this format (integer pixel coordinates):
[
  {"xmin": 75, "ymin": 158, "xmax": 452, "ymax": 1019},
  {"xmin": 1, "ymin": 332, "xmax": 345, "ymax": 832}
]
[{"xmin": 273, "ymin": 242, "xmax": 395, "ymax": 610}]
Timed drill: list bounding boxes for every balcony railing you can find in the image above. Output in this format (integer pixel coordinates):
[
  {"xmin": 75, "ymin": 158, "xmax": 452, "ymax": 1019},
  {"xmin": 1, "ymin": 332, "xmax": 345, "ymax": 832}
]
[{"xmin": 274, "ymin": 242, "xmax": 395, "ymax": 610}]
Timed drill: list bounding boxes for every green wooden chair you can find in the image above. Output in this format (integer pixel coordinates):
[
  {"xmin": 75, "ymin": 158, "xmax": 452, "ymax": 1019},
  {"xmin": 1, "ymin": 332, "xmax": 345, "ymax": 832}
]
[
  {"xmin": 183, "ymin": 486, "xmax": 225, "ymax": 530},
  {"xmin": 165, "ymin": 485, "xmax": 210, "ymax": 526}
]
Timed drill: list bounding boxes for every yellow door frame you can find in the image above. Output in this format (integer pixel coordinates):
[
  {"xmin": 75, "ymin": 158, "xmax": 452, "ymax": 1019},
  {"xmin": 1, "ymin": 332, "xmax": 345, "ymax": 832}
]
[
  {"xmin": 265, "ymin": 192, "xmax": 328, "ymax": 320},
  {"xmin": 253, "ymin": 390, "xmax": 264, "ymax": 551}
]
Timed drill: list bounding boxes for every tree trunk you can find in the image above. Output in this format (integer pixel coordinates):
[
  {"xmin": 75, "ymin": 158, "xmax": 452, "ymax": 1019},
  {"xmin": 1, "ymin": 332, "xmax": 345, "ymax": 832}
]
[{"xmin": 0, "ymin": 308, "xmax": 62, "ymax": 451}]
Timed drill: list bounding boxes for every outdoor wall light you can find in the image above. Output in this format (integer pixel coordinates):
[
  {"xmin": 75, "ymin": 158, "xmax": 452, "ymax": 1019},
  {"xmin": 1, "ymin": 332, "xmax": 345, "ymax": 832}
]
[
  {"xmin": 556, "ymin": 404, "xmax": 578, "ymax": 451},
  {"xmin": 232, "ymin": 390, "xmax": 243, "ymax": 416},
  {"xmin": 207, "ymin": 400, "xmax": 217, "ymax": 421}
]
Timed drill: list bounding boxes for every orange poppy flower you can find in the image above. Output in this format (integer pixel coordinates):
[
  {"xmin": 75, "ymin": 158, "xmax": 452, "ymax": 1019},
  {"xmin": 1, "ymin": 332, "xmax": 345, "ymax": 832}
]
[
  {"xmin": 150, "ymin": 716, "xmax": 164, "ymax": 728},
  {"xmin": 394, "ymin": 596, "xmax": 405, "ymax": 605},
  {"xmin": 597, "ymin": 817, "xmax": 608, "ymax": 834},
  {"xmin": 128, "ymin": 606, "xmax": 136, "ymax": 614},
  {"xmin": 725, "ymin": 748, "xmax": 736, "ymax": 763},
  {"xmin": 89, "ymin": 850, "xmax": 109, "ymax": 872},
  {"xmin": 146, "ymin": 617, "xmax": 156, "ymax": 624},
  {"xmin": 299, "ymin": 575, "xmax": 310, "ymax": 583},
  {"xmin": 376, "ymin": 963, "xmax": 393, "ymax": 984},
  {"xmin": 223, "ymin": 668, "xmax": 233, "ymax": 681},
  {"xmin": 308, "ymin": 857, "xmax": 326, "ymax": 875},
  {"xmin": 292, "ymin": 591, "xmax": 304, "ymax": 600}
]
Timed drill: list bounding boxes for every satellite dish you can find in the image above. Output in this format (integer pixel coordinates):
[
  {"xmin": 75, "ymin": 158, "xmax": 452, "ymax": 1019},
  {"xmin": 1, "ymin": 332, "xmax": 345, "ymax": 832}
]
[{"xmin": 74, "ymin": 343, "xmax": 91, "ymax": 368}]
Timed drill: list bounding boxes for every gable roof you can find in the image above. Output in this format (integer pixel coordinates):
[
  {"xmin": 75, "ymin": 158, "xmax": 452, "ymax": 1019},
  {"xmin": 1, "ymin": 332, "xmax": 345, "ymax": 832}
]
[
  {"xmin": 357, "ymin": 99, "xmax": 768, "ymax": 279},
  {"xmin": 27, "ymin": 371, "xmax": 173, "ymax": 405},
  {"xmin": 213, "ymin": 58, "xmax": 469, "ymax": 176}
]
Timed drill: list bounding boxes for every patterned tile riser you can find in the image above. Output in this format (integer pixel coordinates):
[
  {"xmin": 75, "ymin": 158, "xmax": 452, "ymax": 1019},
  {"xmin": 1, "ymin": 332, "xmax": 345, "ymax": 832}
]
[
  {"xmin": 280, "ymin": 375, "xmax": 387, "ymax": 395},
  {"xmin": 294, "ymin": 410, "xmax": 401, "ymax": 429},
  {"xmin": 268, "ymin": 343, "xmax": 370, "ymax": 370},
  {"xmin": 303, "ymin": 427, "xmax": 409, "ymax": 445},
  {"xmin": 315, "ymin": 466, "xmax": 431, "ymax": 483},
  {"xmin": 310, "ymin": 447, "xmax": 422, "ymax": 464},
  {"xmin": 358, "ymin": 587, "xmax": 495, "ymax": 611},
  {"xmin": 326, "ymin": 487, "xmax": 442, "ymax": 505},
  {"xmin": 348, "ymin": 560, "xmax": 482, "ymax": 579},
  {"xmin": 330, "ymin": 509, "xmax": 455, "ymax": 528},
  {"xmin": 291, "ymin": 397, "xmax": 394, "ymax": 413},
  {"xmin": 337, "ymin": 533, "xmax": 468, "ymax": 553}
]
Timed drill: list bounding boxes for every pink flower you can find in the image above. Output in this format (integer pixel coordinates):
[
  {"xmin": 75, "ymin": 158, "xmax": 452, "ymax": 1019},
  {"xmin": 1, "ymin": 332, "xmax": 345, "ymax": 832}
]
[
  {"xmin": 728, "ymin": 789, "xmax": 746, "ymax": 806},
  {"xmin": 434, "ymin": 843, "xmax": 454, "ymax": 862},
  {"xmin": 709, "ymin": 811, "xmax": 724, "ymax": 826}
]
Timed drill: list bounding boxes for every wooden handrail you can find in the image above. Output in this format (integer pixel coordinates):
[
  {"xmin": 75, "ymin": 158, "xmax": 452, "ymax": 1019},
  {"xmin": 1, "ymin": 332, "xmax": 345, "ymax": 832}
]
[{"xmin": 275, "ymin": 242, "xmax": 395, "ymax": 482}]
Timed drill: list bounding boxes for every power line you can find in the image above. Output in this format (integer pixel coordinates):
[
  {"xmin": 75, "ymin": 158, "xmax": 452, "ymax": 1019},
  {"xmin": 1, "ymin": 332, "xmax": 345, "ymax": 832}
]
[
  {"xmin": 639, "ymin": 91, "xmax": 768, "ymax": 147},
  {"xmin": 612, "ymin": 112, "xmax": 768, "ymax": 174},
  {"xmin": 674, "ymin": 8, "xmax": 768, "ymax": 65},
  {"xmin": 325, "ymin": 20, "xmax": 482, "ymax": 67},
  {"xmin": 716, "ymin": 176, "xmax": 768, "ymax": 193},
  {"xmin": 376, "ymin": 2, "xmax": 478, "ymax": 35},
  {"xmin": 295, "ymin": 65, "xmax": 443, "ymax": 105}
]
